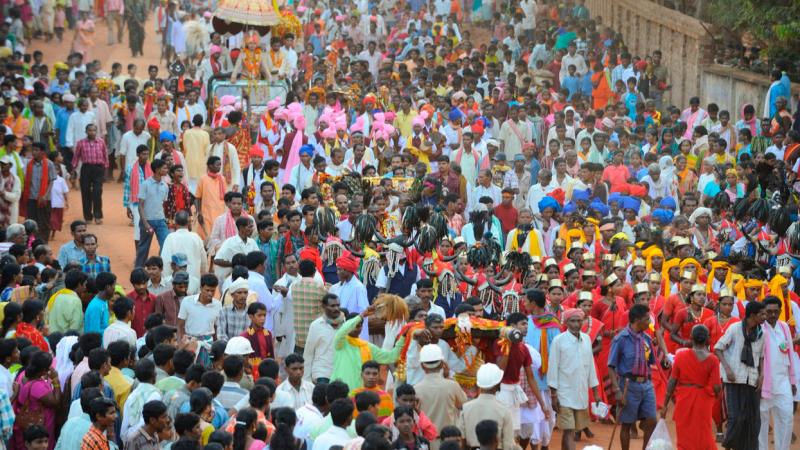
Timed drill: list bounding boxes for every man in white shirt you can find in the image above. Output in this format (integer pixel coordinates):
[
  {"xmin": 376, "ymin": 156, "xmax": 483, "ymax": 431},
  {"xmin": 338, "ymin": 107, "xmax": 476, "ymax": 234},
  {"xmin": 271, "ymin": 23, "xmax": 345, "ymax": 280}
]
[
  {"xmin": 758, "ymin": 297, "xmax": 797, "ymax": 450},
  {"xmin": 547, "ymin": 307, "xmax": 600, "ymax": 450},
  {"xmin": 65, "ymin": 98, "xmax": 97, "ymax": 148},
  {"xmin": 303, "ymin": 293, "xmax": 344, "ymax": 383},
  {"xmin": 295, "ymin": 384, "xmax": 327, "ymax": 442},
  {"xmin": 329, "ymin": 253, "xmax": 369, "ymax": 340},
  {"xmin": 405, "ymin": 312, "xmax": 465, "ymax": 385},
  {"xmin": 244, "ymin": 251, "xmax": 281, "ymax": 333},
  {"xmin": 358, "ymin": 41, "xmax": 383, "ymax": 80},
  {"xmin": 119, "ymin": 118, "xmax": 151, "ymax": 174},
  {"xmin": 527, "ymin": 169, "xmax": 558, "ymax": 214},
  {"xmin": 103, "ymin": 297, "xmax": 137, "ymax": 349},
  {"xmin": 177, "ymin": 274, "xmax": 223, "ymax": 341},
  {"xmin": 160, "ymin": 211, "xmax": 208, "ymax": 280},
  {"xmin": 276, "ymin": 353, "xmax": 315, "ymax": 410},
  {"xmin": 559, "ymin": 42, "xmax": 587, "ymax": 83},
  {"xmin": 467, "ymin": 169, "xmax": 502, "ymax": 213},
  {"xmin": 213, "ymin": 217, "xmax": 259, "ymax": 280},
  {"xmin": 312, "ymin": 398, "xmax": 354, "ymax": 450}
]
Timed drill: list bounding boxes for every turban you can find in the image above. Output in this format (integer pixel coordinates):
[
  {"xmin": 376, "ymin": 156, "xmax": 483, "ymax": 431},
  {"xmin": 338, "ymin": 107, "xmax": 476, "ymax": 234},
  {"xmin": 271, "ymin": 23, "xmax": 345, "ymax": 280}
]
[
  {"xmin": 652, "ymin": 208, "xmax": 674, "ymax": 226},
  {"xmin": 563, "ymin": 202, "xmax": 577, "ymax": 214},
  {"xmin": 321, "ymin": 127, "xmax": 337, "ymax": 139},
  {"xmin": 610, "ymin": 232, "xmax": 629, "ymax": 244},
  {"xmin": 589, "ymin": 199, "xmax": 609, "ymax": 216},
  {"xmin": 363, "ymin": 94, "xmax": 377, "ymax": 105},
  {"xmin": 249, "ymin": 144, "xmax": 264, "ymax": 158},
  {"xmin": 769, "ymin": 274, "xmax": 795, "ymax": 326},
  {"xmin": 267, "ymin": 98, "xmax": 281, "ymax": 110},
  {"xmin": 299, "ymin": 144, "xmax": 315, "ymax": 156},
  {"xmin": 275, "ymin": 108, "xmax": 288, "ymax": 121},
  {"xmin": 220, "ymin": 95, "xmax": 236, "ymax": 106},
  {"xmin": 689, "ymin": 207, "xmax": 713, "ymax": 226},
  {"xmin": 293, "ymin": 115, "xmax": 307, "ymax": 130},
  {"xmin": 659, "ymin": 197, "xmax": 677, "ymax": 211},
  {"xmin": 563, "ymin": 308, "xmax": 585, "ymax": 322},
  {"xmin": 643, "ymin": 246, "xmax": 664, "ymax": 271},
  {"xmin": 471, "ymin": 123, "xmax": 484, "ymax": 134},
  {"xmin": 680, "ymin": 258, "xmax": 700, "ymax": 274},
  {"xmin": 622, "ymin": 196, "xmax": 641, "ymax": 213},
  {"xmin": 608, "ymin": 192, "xmax": 625, "ymax": 205},
  {"xmin": 337, "ymin": 252, "xmax": 359, "ymax": 273},
  {"xmin": 538, "ymin": 196, "xmax": 561, "ymax": 213},
  {"xmin": 744, "ymin": 279, "xmax": 764, "ymax": 289},
  {"xmin": 350, "ymin": 118, "xmax": 365, "ymax": 134},
  {"xmin": 147, "ymin": 117, "xmax": 160, "ymax": 129},
  {"xmin": 448, "ymin": 108, "xmax": 462, "ymax": 122},
  {"xmin": 210, "ymin": 45, "xmax": 222, "ymax": 55},
  {"xmin": 572, "ymin": 189, "xmax": 590, "ymax": 202},
  {"xmin": 412, "ymin": 115, "xmax": 425, "ymax": 127},
  {"xmin": 229, "ymin": 277, "xmax": 249, "ymax": 293},
  {"xmin": 159, "ymin": 131, "xmax": 176, "ymax": 142}
]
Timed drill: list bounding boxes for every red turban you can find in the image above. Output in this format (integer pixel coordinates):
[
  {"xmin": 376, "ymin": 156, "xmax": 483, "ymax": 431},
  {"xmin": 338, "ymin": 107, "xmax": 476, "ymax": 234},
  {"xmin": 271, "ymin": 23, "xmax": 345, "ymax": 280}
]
[
  {"xmin": 336, "ymin": 251, "xmax": 360, "ymax": 274},
  {"xmin": 147, "ymin": 117, "xmax": 160, "ymax": 129},
  {"xmin": 249, "ymin": 144, "xmax": 264, "ymax": 158}
]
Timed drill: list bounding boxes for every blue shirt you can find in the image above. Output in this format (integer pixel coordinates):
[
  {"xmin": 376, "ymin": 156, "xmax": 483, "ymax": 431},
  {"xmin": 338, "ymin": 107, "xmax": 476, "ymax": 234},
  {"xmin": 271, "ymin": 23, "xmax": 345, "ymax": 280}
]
[
  {"xmin": 562, "ymin": 75, "xmax": 581, "ymax": 101},
  {"xmin": 57, "ymin": 240, "xmax": 87, "ymax": 268},
  {"xmin": 607, "ymin": 326, "xmax": 655, "ymax": 377},
  {"xmin": 179, "ymin": 398, "xmax": 229, "ymax": 429},
  {"xmin": 55, "ymin": 106, "xmax": 75, "ymax": 148},
  {"xmin": 84, "ymin": 296, "xmax": 110, "ymax": 334},
  {"xmin": 54, "ymin": 413, "xmax": 92, "ymax": 450},
  {"xmin": 138, "ymin": 176, "xmax": 170, "ymax": 220},
  {"xmin": 525, "ymin": 318, "xmax": 562, "ymax": 390}
]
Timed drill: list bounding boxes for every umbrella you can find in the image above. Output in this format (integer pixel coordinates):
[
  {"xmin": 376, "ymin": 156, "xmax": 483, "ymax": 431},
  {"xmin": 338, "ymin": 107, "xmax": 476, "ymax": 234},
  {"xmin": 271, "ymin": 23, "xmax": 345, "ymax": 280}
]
[{"xmin": 212, "ymin": 0, "xmax": 281, "ymax": 36}]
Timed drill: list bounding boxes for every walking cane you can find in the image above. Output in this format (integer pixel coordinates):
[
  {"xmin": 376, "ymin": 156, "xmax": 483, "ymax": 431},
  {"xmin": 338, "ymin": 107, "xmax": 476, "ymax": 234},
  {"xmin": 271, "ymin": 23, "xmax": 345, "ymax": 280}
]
[{"xmin": 608, "ymin": 378, "xmax": 630, "ymax": 449}]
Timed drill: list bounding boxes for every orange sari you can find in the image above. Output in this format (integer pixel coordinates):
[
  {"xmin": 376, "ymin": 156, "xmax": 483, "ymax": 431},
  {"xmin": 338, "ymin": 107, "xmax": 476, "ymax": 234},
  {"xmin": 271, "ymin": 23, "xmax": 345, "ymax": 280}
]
[
  {"xmin": 670, "ymin": 349, "xmax": 720, "ymax": 450},
  {"xmin": 591, "ymin": 70, "xmax": 613, "ymax": 111}
]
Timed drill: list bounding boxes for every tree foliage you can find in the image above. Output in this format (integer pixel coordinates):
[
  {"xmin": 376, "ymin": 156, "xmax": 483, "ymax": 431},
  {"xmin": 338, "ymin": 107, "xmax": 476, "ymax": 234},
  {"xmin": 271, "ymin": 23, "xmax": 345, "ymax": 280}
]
[{"xmin": 707, "ymin": 0, "xmax": 800, "ymax": 61}]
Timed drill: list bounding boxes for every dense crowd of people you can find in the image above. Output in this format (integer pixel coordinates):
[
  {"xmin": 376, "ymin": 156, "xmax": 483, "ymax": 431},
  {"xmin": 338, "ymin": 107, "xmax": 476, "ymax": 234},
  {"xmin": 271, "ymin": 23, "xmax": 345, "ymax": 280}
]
[{"xmin": 0, "ymin": 0, "xmax": 797, "ymax": 449}]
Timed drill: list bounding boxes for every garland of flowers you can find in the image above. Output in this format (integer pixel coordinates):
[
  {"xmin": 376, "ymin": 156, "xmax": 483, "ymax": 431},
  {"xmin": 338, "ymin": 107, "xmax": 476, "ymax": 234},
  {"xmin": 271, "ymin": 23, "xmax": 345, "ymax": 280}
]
[{"xmin": 242, "ymin": 48, "xmax": 263, "ymax": 79}]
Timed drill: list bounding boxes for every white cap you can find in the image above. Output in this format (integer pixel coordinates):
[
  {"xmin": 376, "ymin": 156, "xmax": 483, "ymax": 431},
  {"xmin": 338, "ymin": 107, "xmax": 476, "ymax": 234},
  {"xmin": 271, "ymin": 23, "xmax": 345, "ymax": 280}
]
[
  {"xmin": 229, "ymin": 277, "xmax": 249, "ymax": 293},
  {"xmin": 0, "ymin": 155, "xmax": 12, "ymax": 165},
  {"xmin": 225, "ymin": 336, "xmax": 254, "ymax": 355},
  {"xmin": 476, "ymin": 363, "xmax": 504, "ymax": 388},
  {"xmin": 62, "ymin": 93, "xmax": 76, "ymax": 102},
  {"xmin": 419, "ymin": 344, "xmax": 443, "ymax": 363}
]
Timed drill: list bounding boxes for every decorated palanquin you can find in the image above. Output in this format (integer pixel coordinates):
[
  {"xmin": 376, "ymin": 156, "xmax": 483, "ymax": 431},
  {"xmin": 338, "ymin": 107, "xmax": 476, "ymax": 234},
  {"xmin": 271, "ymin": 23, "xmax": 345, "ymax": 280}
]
[{"xmin": 393, "ymin": 316, "xmax": 514, "ymax": 394}]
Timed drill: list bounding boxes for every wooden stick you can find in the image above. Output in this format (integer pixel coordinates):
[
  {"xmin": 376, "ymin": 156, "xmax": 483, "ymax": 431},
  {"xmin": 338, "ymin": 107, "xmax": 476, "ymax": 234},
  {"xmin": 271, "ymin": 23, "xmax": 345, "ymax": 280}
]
[{"xmin": 608, "ymin": 378, "xmax": 630, "ymax": 449}]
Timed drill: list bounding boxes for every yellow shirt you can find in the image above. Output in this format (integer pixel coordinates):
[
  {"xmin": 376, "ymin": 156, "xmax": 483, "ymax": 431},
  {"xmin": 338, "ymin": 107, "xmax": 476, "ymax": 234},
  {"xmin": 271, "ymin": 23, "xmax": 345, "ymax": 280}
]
[
  {"xmin": 105, "ymin": 366, "xmax": 133, "ymax": 410},
  {"xmin": 395, "ymin": 110, "xmax": 418, "ymax": 139}
]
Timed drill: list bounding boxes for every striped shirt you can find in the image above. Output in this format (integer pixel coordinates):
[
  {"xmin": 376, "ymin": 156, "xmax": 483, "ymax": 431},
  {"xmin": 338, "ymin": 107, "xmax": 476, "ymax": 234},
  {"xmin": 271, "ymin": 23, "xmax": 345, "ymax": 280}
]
[
  {"xmin": 80, "ymin": 424, "xmax": 109, "ymax": 450},
  {"xmin": 73, "ymin": 137, "xmax": 109, "ymax": 168}
]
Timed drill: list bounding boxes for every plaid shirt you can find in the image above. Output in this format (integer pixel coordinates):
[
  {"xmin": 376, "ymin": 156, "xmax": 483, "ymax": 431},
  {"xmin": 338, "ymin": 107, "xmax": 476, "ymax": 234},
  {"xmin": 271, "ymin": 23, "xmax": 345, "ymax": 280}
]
[
  {"xmin": 0, "ymin": 390, "xmax": 13, "ymax": 445},
  {"xmin": 215, "ymin": 304, "xmax": 250, "ymax": 341},
  {"xmin": 73, "ymin": 137, "xmax": 109, "ymax": 168},
  {"xmin": 288, "ymin": 278, "xmax": 325, "ymax": 347},
  {"xmin": 81, "ymin": 255, "xmax": 111, "ymax": 279},
  {"xmin": 81, "ymin": 424, "xmax": 109, "ymax": 450}
]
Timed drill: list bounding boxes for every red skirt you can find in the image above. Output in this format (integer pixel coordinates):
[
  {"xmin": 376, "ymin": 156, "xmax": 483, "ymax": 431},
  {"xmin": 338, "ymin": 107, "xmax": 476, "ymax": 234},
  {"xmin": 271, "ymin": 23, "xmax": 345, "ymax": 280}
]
[{"xmin": 50, "ymin": 207, "xmax": 64, "ymax": 231}]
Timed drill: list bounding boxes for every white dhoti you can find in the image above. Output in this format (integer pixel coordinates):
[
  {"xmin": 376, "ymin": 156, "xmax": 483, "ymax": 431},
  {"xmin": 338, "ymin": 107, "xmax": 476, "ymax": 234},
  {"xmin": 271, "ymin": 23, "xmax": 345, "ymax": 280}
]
[
  {"xmin": 521, "ymin": 388, "xmax": 556, "ymax": 446},
  {"xmin": 759, "ymin": 391, "xmax": 793, "ymax": 450},
  {"xmin": 497, "ymin": 382, "xmax": 528, "ymax": 430}
]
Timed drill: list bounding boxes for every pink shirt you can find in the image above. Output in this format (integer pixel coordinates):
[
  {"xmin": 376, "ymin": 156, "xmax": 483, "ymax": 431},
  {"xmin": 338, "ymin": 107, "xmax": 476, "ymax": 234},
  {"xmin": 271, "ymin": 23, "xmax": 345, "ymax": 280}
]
[{"xmin": 602, "ymin": 164, "xmax": 631, "ymax": 192}]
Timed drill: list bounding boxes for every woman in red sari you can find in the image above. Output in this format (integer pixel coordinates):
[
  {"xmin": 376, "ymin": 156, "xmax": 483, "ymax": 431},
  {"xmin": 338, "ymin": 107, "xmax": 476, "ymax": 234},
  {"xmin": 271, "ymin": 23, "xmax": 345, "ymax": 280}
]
[
  {"xmin": 661, "ymin": 324, "xmax": 721, "ymax": 450},
  {"xmin": 669, "ymin": 283, "xmax": 714, "ymax": 349},
  {"xmin": 591, "ymin": 274, "xmax": 628, "ymax": 405},
  {"xmin": 702, "ymin": 288, "xmax": 739, "ymax": 439}
]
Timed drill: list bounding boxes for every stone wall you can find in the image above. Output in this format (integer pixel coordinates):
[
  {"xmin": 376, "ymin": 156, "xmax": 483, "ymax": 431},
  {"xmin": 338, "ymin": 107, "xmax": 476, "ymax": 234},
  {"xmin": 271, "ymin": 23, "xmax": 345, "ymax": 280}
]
[
  {"xmin": 700, "ymin": 64, "xmax": 800, "ymax": 117},
  {"xmin": 584, "ymin": 0, "xmax": 713, "ymax": 108}
]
